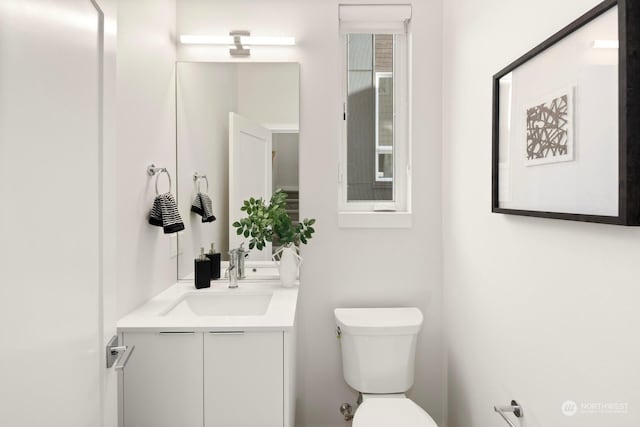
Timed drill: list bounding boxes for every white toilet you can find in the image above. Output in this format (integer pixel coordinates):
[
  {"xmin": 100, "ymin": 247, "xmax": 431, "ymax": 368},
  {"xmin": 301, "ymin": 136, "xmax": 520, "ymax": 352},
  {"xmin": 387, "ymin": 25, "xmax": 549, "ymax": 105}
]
[{"xmin": 335, "ymin": 307, "xmax": 438, "ymax": 427}]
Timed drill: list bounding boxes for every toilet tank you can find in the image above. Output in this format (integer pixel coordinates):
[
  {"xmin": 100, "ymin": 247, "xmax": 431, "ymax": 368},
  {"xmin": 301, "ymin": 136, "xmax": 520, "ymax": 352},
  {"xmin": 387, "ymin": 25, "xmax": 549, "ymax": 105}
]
[{"xmin": 334, "ymin": 307, "xmax": 423, "ymax": 394}]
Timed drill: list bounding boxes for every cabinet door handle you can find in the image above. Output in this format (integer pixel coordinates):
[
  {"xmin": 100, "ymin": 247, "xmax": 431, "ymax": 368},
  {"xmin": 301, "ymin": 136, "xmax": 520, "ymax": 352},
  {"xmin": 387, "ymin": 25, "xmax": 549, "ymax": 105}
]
[
  {"xmin": 208, "ymin": 331, "xmax": 245, "ymax": 335},
  {"xmin": 159, "ymin": 331, "xmax": 195, "ymax": 335}
]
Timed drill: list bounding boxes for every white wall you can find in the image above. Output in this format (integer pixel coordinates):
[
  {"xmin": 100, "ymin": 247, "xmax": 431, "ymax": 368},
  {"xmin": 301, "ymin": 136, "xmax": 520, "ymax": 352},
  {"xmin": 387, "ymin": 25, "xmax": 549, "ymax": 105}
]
[
  {"xmin": 443, "ymin": 1, "xmax": 640, "ymax": 427},
  {"xmin": 177, "ymin": 1, "xmax": 444, "ymax": 426},
  {"xmin": 116, "ymin": 0, "xmax": 177, "ymax": 317}
]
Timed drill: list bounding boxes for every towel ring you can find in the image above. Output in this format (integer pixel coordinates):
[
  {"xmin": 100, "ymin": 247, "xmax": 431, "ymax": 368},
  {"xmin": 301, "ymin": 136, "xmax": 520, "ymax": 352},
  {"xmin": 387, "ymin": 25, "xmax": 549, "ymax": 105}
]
[
  {"xmin": 193, "ymin": 173, "xmax": 209, "ymax": 194},
  {"xmin": 155, "ymin": 169, "xmax": 172, "ymax": 195}
]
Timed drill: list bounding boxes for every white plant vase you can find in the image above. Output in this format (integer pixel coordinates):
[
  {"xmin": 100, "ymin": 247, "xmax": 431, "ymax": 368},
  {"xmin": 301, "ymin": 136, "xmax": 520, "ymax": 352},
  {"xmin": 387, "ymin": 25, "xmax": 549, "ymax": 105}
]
[{"xmin": 273, "ymin": 243, "xmax": 302, "ymax": 287}]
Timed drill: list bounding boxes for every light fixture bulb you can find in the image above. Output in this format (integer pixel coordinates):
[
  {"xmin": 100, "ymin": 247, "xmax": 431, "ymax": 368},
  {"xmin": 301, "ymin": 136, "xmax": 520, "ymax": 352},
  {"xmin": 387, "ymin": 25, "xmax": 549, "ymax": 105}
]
[
  {"xmin": 240, "ymin": 36, "xmax": 296, "ymax": 46},
  {"xmin": 179, "ymin": 34, "xmax": 295, "ymax": 46},
  {"xmin": 179, "ymin": 35, "xmax": 234, "ymax": 44}
]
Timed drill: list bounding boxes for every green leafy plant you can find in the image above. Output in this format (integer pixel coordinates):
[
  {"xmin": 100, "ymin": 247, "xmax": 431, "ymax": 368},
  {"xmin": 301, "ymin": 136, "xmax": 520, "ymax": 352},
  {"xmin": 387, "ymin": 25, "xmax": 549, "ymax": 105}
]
[{"xmin": 232, "ymin": 189, "xmax": 316, "ymax": 250}]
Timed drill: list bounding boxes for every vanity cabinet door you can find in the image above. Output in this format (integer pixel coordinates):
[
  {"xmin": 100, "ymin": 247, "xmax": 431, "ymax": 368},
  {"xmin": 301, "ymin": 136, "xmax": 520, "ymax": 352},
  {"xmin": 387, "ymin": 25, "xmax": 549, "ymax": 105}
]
[
  {"xmin": 204, "ymin": 331, "xmax": 284, "ymax": 427},
  {"xmin": 123, "ymin": 332, "xmax": 203, "ymax": 427}
]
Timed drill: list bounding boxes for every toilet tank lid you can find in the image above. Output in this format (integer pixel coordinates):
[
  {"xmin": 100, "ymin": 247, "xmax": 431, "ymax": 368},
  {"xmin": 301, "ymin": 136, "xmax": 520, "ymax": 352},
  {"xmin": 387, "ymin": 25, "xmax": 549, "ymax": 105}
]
[{"xmin": 334, "ymin": 307, "xmax": 423, "ymax": 335}]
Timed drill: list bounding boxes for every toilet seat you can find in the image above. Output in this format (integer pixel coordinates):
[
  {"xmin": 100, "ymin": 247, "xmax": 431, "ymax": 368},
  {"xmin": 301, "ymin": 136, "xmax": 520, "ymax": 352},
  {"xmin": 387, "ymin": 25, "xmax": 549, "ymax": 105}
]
[{"xmin": 353, "ymin": 397, "xmax": 437, "ymax": 427}]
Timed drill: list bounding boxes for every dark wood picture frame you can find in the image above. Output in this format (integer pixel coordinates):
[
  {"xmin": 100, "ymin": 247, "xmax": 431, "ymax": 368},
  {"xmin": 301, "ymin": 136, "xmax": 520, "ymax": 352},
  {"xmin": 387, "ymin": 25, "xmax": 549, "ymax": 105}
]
[{"xmin": 492, "ymin": 0, "xmax": 640, "ymax": 225}]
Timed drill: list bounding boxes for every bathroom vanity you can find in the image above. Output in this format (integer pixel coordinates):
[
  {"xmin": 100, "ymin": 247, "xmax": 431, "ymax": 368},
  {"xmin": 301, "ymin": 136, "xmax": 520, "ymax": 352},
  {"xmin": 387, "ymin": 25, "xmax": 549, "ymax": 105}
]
[
  {"xmin": 115, "ymin": 60, "xmax": 302, "ymax": 427},
  {"xmin": 117, "ymin": 280, "xmax": 298, "ymax": 427}
]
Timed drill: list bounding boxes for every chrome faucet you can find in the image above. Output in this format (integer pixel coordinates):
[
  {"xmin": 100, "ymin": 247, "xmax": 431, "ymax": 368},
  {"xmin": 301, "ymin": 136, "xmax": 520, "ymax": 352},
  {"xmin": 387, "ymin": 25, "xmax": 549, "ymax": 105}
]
[
  {"xmin": 226, "ymin": 264, "xmax": 238, "ymax": 289},
  {"xmin": 228, "ymin": 244, "xmax": 249, "ymax": 278},
  {"xmin": 227, "ymin": 244, "xmax": 249, "ymax": 288}
]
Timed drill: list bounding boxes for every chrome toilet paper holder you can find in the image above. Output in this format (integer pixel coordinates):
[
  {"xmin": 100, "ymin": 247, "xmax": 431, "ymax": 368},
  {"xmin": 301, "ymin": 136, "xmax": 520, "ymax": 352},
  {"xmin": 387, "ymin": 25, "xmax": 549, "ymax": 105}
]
[{"xmin": 494, "ymin": 400, "xmax": 523, "ymax": 427}]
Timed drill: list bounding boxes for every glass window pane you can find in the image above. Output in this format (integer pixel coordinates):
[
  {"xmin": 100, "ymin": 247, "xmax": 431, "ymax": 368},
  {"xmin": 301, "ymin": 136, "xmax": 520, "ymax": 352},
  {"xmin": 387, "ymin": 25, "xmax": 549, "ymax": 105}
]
[
  {"xmin": 377, "ymin": 153, "xmax": 393, "ymax": 180},
  {"xmin": 377, "ymin": 75, "xmax": 394, "ymax": 149},
  {"xmin": 347, "ymin": 34, "xmax": 393, "ymax": 202}
]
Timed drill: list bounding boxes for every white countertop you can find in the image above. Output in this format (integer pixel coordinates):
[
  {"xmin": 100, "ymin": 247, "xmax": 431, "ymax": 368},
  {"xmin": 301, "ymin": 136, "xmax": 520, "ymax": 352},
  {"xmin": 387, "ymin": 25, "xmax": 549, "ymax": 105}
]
[{"xmin": 117, "ymin": 280, "xmax": 299, "ymax": 333}]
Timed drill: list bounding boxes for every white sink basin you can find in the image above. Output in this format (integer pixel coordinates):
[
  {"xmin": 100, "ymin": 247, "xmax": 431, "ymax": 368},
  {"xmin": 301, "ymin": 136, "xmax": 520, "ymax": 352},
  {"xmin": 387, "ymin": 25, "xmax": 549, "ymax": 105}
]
[
  {"xmin": 163, "ymin": 292, "xmax": 273, "ymax": 317},
  {"xmin": 118, "ymin": 282, "xmax": 298, "ymax": 331}
]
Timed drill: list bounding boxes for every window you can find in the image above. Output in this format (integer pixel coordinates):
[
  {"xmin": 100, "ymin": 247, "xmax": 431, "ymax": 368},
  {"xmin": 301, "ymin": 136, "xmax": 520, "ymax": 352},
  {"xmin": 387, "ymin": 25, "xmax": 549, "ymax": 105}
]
[{"xmin": 338, "ymin": 5, "xmax": 411, "ymax": 226}]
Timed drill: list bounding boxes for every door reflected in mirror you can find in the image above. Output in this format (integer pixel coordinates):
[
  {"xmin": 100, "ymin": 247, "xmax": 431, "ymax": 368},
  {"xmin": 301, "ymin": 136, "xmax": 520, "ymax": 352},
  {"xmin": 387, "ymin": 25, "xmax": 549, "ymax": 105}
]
[{"xmin": 176, "ymin": 62, "xmax": 299, "ymax": 280}]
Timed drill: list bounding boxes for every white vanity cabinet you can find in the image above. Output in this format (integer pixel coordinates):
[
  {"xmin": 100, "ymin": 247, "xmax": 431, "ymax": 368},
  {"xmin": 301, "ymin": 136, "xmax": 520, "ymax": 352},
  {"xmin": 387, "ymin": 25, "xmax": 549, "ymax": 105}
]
[
  {"xmin": 121, "ymin": 329, "xmax": 294, "ymax": 427},
  {"xmin": 117, "ymin": 282, "xmax": 298, "ymax": 427},
  {"xmin": 122, "ymin": 331, "xmax": 204, "ymax": 427}
]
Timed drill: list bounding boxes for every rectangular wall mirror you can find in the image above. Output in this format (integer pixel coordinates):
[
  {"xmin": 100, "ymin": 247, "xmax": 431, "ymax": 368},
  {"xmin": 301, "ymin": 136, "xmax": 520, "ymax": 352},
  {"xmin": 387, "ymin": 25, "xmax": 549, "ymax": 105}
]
[{"xmin": 176, "ymin": 62, "xmax": 300, "ymax": 279}]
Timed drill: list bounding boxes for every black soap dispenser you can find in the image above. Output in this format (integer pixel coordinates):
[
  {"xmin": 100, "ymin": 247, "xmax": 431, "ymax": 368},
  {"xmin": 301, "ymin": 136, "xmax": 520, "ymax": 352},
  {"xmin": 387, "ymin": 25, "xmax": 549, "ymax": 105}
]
[
  {"xmin": 206, "ymin": 243, "xmax": 221, "ymax": 280},
  {"xmin": 194, "ymin": 247, "xmax": 211, "ymax": 289}
]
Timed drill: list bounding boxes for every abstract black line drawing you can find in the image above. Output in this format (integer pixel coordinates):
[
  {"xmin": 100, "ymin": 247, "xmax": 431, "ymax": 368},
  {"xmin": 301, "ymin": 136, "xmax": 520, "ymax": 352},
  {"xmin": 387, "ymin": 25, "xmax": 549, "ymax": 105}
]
[{"xmin": 525, "ymin": 91, "xmax": 573, "ymax": 166}]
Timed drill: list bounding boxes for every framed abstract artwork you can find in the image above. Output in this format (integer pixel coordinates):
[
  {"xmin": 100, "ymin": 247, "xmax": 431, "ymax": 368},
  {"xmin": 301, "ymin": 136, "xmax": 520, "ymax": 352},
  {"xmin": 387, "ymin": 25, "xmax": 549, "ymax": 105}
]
[
  {"xmin": 492, "ymin": 0, "xmax": 640, "ymax": 225},
  {"xmin": 524, "ymin": 87, "xmax": 574, "ymax": 167}
]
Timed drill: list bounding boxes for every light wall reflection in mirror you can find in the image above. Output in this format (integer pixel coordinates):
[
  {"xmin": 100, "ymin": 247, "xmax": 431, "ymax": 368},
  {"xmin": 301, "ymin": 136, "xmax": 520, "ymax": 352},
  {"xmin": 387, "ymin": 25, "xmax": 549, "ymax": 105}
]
[{"xmin": 176, "ymin": 62, "xmax": 299, "ymax": 280}]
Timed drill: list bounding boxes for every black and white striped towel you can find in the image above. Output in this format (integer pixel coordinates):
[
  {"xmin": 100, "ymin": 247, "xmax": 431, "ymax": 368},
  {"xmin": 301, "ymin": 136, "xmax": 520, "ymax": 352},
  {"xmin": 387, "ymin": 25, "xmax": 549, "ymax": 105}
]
[
  {"xmin": 191, "ymin": 192, "xmax": 216, "ymax": 223},
  {"xmin": 149, "ymin": 193, "xmax": 185, "ymax": 233}
]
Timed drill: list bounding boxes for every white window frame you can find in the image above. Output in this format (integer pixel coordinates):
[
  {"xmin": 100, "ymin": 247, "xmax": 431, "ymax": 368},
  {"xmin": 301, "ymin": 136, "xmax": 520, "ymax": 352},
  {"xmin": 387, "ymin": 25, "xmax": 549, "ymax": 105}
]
[{"xmin": 338, "ymin": 20, "xmax": 412, "ymax": 228}]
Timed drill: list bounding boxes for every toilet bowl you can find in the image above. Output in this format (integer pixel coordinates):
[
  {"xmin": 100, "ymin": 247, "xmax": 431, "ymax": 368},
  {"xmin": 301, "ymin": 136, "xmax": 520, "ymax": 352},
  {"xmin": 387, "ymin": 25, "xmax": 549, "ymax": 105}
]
[
  {"xmin": 335, "ymin": 307, "xmax": 438, "ymax": 427},
  {"xmin": 354, "ymin": 395, "xmax": 437, "ymax": 427}
]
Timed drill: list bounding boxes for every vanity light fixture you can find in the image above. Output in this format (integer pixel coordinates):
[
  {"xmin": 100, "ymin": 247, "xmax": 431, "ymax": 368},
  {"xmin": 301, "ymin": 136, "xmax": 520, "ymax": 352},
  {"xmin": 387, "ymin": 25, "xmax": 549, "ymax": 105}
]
[
  {"xmin": 179, "ymin": 31, "xmax": 296, "ymax": 57},
  {"xmin": 592, "ymin": 39, "xmax": 619, "ymax": 49}
]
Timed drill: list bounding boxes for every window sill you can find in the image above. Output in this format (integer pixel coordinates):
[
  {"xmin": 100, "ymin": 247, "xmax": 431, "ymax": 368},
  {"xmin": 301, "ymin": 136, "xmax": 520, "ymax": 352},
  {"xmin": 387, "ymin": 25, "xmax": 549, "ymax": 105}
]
[{"xmin": 338, "ymin": 211, "xmax": 412, "ymax": 229}]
